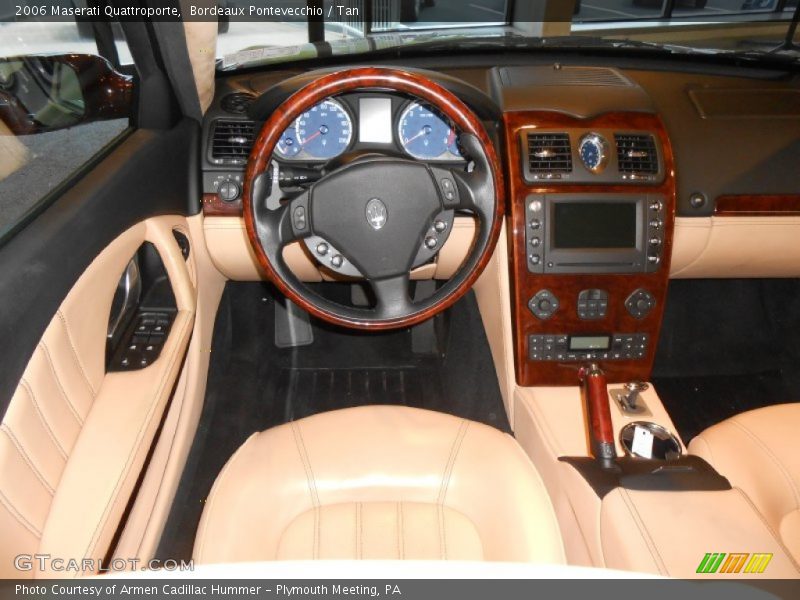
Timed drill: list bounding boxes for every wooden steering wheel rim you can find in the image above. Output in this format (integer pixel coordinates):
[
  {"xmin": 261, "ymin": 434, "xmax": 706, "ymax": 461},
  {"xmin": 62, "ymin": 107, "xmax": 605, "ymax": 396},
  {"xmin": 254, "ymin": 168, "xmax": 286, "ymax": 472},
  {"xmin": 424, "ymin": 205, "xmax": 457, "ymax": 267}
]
[{"xmin": 243, "ymin": 67, "xmax": 505, "ymax": 330}]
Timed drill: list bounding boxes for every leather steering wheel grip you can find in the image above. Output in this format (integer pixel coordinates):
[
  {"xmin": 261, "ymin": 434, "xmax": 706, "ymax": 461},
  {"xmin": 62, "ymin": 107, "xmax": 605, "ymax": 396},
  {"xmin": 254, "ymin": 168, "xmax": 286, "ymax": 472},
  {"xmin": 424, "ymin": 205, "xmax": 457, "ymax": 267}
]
[{"xmin": 243, "ymin": 67, "xmax": 505, "ymax": 330}]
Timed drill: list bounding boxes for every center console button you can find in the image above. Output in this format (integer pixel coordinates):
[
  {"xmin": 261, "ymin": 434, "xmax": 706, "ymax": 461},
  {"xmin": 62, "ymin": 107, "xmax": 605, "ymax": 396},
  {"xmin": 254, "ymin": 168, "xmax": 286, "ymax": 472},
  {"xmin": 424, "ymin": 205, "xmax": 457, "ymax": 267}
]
[{"xmin": 528, "ymin": 289, "xmax": 560, "ymax": 320}]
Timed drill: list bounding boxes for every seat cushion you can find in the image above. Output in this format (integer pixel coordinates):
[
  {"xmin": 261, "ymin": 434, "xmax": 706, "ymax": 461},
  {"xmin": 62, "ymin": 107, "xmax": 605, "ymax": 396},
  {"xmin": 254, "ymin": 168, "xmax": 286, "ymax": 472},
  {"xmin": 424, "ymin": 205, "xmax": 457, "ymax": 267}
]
[
  {"xmin": 194, "ymin": 406, "xmax": 565, "ymax": 564},
  {"xmin": 689, "ymin": 403, "xmax": 800, "ymax": 562}
]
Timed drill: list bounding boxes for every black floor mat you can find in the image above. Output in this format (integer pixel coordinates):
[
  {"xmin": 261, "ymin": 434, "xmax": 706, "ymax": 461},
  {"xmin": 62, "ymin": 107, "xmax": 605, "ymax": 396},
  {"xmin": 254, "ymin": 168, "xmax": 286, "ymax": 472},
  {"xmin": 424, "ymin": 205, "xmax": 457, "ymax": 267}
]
[
  {"xmin": 652, "ymin": 279, "xmax": 800, "ymax": 444},
  {"xmin": 156, "ymin": 282, "xmax": 508, "ymax": 560}
]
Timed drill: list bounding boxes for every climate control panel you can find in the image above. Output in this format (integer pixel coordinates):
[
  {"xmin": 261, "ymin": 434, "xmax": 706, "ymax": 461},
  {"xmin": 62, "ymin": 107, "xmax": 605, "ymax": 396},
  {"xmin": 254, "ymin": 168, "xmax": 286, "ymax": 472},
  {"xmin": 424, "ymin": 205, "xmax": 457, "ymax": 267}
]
[{"xmin": 528, "ymin": 333, "xmax": 649, "ymax": 362}]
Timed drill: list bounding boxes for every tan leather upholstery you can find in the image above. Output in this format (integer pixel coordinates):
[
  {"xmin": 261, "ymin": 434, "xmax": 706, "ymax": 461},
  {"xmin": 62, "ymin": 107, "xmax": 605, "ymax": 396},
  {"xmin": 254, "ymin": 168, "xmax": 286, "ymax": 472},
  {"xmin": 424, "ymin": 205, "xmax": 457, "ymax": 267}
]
[
  {"xmin": 689, "ymin": 403, "xmax": 800, "ymax": 563},
  {"xmin": 0, "ymin": 218, "xmax": 195, "ymax": 578},
  {"xmin": 194, "ymin": 406, "xmax": 565, "ymax": 564}
]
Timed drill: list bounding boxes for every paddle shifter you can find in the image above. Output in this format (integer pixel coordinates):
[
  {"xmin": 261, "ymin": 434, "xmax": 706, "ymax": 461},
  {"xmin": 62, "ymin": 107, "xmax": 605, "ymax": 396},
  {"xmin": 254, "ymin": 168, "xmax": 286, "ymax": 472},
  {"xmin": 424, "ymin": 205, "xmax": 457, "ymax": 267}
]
[{"xmin": 579, "ymin": 363, "xmax": 617, "ymax": 470}]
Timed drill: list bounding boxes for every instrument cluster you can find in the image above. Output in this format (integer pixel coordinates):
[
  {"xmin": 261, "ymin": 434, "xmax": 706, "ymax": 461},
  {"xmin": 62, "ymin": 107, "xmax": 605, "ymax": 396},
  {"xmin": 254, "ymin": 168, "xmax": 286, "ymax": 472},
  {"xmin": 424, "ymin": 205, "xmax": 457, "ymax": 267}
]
[{"xmin": 273, "ymin": 94, "xmax": 464, "ymax": 163}]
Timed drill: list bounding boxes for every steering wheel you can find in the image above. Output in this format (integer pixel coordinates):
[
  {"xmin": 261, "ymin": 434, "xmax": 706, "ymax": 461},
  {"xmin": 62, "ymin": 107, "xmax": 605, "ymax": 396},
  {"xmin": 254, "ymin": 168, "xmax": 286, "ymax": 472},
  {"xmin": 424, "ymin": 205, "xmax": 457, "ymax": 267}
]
[{"xmin": 243, "ymin": 67, "xmax": 504, "ymax": 330}]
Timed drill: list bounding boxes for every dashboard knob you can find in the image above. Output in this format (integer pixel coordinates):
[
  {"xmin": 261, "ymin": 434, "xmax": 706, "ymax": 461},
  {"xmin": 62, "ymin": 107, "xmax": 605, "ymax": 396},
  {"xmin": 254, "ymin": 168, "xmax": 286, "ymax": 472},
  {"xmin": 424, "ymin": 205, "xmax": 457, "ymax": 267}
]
[
  {"xmin": 529, "ymin": 219, "xmax": 541, "ymax": 230},
  {"xmin": 218, "ymin": 181, "xmax": 240, "ymax": 202},
  {"xmin": 648, "ymin": 219, "xmax": 662, "ymax": 230},
  {"xmin": 649, "ymin": 237, "xmax": 662, "ymax": 246},
  {"xmin": 530, "ymin": 237, "xmax": 541, "ymax": 248}
]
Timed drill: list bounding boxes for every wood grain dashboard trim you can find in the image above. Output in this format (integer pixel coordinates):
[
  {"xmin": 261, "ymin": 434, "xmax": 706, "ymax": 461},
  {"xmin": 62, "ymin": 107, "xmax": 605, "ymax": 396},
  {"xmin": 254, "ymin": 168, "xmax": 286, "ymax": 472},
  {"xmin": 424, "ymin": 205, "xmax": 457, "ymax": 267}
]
[
  {"xmin": 202, "ymin": 193, "xmax": 243, "ymax": 216},
  {"xmin": 714, "ymin": 195, "xmax": 800, "ymax": 216},
  {"xmin": 504, "ymin": 111, "xmax": 677, "ymax": 387}
]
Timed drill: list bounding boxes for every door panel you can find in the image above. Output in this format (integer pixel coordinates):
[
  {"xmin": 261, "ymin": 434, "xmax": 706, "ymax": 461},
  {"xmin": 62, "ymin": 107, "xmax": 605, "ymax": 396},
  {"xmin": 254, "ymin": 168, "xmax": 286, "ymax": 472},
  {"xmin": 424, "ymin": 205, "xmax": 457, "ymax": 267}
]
[
  {"xmin": 0, "ymin": 216, "xmax": 196, "ymax": 578},
  {"xmin": 0, "ymin": 119, "xmax": 200, "ymax": 412}
]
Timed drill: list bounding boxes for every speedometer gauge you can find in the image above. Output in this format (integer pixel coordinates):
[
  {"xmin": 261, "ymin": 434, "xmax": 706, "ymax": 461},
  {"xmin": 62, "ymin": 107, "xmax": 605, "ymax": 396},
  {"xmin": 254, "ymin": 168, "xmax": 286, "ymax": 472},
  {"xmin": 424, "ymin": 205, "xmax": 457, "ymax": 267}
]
[
  {"xmin": 295, "ymin": 99, "xmax": 353, "ymax": 160},
  {"xmin": 398, "ymin": 102, "xmax": 461, "ymax": 160},
  {"xmin": 578, "ymin": 133, "xmax": 610, "ymax": 173}
]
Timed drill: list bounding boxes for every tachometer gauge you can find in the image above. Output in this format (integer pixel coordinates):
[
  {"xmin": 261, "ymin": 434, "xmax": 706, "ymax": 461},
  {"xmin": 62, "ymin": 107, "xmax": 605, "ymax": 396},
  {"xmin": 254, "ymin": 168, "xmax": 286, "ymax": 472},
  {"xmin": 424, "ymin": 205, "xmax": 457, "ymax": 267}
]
[
  {"xmin": 276, "ymin": 126, "xmax": 301, "ymax": 159},
  {"xmin": 578, "ymin": 133, "xmax": 610, "ymax": 173},
  {"xmin": 398, "ymin": 102, "xmax": 461, "ymax": 160},
  {"xmin": 295, "ymin": 99, "xmax": 353, "ymax": 160}
]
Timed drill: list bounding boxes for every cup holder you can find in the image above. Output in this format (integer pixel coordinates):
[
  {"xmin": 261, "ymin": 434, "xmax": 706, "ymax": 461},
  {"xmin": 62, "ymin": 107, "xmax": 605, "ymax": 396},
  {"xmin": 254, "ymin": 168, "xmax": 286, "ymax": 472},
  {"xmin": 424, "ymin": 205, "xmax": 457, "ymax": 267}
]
[{"xmin": 620, "ymin": 422, "xmax": 682, "ymax": 461}]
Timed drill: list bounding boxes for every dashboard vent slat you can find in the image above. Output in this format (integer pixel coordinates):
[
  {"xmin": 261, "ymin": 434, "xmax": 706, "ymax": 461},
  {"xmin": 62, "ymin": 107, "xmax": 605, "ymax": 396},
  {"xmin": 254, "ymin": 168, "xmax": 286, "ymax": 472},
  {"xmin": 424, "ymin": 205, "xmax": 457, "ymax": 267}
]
[
  {"xmin": 526, "ymin": 133, "xmax": 572, "ymax": 177},
  {"xmin": 615, "ymin": 133, "xmax": 658, "ymax": 176},
  {"xmin": 211, "ymin": 119, "xmax": 255, "ymax": 165}
]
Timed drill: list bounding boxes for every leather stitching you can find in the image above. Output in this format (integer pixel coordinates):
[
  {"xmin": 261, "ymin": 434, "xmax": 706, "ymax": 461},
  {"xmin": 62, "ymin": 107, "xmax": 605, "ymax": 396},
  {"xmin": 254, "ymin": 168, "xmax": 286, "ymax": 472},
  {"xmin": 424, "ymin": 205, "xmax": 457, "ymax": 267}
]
[
  {"xmin": 83, "ymin": 310, "xmax": 193, "ymax": 560},
  {"xmin": 437, "ymin": 419, "xmax": 469, "ymax": 505},
  {"xmin": 290, "ymin": 421, "xmax": 320, "ymax": 559},
  {"xmin": 437, "ymin": 504, "xmax": 445, "ymax": 560},
  {"xmin": 356, "ymin": 503, "xmax": 363, "ymax": 560},
  {"xmin": 0, "ymin": 488, "xmax": 42, "ymax": 538},
  {"xmin": 39, "ymin": 342, "xmax": 85, "ymax": 426},
  {"xmin": 733, "ymin": 487, "xmax": 800, "ymax": 574},
  {"xmin": 19, "ymin": 379, "xmax": 67, "ymax": 460},
  {"xmin": 55, "ymin": 311, "xmax": 97, "ymax": 398},
  {"xmin": 396, "ymin": 502, "xmax": 403, "ymax": 560},
  {"xmin": 0, "ymin": 425, "xmax": 56, "ymax": 494},
  {"xmin": 618, "ymin": 489, "xmax": 669, "ymax": 576},
  {"xmin": 729, "ymin": 419, "xmax": 800, "ymax": 510}
]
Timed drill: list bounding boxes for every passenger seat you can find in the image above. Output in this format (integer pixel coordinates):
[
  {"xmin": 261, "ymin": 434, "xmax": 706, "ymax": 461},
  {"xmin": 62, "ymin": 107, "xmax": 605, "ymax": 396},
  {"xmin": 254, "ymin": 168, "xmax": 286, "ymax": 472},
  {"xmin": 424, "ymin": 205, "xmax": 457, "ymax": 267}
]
[{"xmin": 689, "ymin": 403, "xmax": 800, "ymax": 563}]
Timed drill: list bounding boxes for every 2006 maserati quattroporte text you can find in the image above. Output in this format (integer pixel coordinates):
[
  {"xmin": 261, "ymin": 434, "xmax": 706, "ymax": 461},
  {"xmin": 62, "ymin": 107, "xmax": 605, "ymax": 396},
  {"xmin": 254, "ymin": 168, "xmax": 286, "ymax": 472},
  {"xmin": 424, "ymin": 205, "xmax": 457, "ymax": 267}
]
[{"xmin": 0, "ymin": 0, "xmax": 799, "ymax": 597}]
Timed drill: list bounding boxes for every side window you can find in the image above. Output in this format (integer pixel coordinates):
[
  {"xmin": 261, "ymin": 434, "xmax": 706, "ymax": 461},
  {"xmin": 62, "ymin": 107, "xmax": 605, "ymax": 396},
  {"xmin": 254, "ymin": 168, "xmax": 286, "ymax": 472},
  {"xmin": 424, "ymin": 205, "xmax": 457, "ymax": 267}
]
[{"xmin": 0, "ymin": 13, "xmax": 135, "ymax": 242}]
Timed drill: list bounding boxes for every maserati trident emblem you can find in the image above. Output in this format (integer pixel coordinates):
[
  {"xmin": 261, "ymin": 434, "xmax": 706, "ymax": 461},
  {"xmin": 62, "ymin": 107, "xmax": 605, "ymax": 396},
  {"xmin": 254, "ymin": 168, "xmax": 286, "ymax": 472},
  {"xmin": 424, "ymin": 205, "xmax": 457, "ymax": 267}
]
[{"xmin": 365, "ymin": 198, "xmax": 387, "ymax": 230}]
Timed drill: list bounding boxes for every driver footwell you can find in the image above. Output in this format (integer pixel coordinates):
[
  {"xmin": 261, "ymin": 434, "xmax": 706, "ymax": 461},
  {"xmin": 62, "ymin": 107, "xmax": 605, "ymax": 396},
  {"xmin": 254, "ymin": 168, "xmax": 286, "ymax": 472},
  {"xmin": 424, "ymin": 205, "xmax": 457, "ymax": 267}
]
[{"xmin": 157, "ymin": 281, "xmax": 508, "ymax": 560}]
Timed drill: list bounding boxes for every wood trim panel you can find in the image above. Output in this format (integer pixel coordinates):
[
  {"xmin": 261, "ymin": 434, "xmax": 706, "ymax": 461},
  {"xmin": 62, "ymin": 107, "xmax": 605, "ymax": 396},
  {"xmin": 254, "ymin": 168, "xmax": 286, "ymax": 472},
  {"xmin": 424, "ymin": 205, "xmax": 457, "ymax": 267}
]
[
  {"xmin": 714, "ymin": 195, "xmax": 800, "ymax": 216},
  {"xmin": 242, "ymin": 67, "xmax": 505, "ymax": 331},
  {"xmin": 504, "ymin": 111, "xmax": 677, "ymax": 386},
  {"xmin": 202, "ymin": 193, "xmax": 243, "ymax": 216}
]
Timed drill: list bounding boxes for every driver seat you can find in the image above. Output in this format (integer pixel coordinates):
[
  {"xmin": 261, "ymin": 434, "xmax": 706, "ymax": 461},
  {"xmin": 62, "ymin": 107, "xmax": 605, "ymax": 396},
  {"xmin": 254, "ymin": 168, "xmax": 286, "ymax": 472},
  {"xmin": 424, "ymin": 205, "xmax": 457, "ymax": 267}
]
[{"xmin": 193, "ymin": 406, "xmax": 565, "ymax": 563}]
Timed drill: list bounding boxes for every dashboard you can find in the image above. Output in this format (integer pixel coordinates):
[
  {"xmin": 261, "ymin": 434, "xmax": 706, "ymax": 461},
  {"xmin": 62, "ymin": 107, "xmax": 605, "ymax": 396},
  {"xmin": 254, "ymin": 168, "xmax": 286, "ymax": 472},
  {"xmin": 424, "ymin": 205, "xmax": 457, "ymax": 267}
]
[{"xmin": 200, "ymin": 58, "xmax": 800, "ymax": 386}]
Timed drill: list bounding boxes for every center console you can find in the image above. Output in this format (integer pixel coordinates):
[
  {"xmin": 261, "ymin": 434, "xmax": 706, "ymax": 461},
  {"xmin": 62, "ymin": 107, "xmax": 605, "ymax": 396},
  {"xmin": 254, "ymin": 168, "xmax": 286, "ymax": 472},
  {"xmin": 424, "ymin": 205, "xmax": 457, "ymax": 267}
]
[{"xmin": 503, "ymin": 111, "xmax": 676, "ymax": 386}]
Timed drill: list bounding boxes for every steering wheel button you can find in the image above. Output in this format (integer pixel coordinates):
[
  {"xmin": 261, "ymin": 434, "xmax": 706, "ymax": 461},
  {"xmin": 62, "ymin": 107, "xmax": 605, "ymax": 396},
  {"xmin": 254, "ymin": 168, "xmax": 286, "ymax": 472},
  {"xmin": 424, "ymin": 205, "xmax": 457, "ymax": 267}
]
[
  {"xmin": 293, "ymin": 206, "xmax": 307, "ymax": 230},
  {"xmin": 331, "ymin": 255, "xmax": 344, "ymax": 268},
  {"xmin": 316, "ymin": 243, "xmax": 329, "ymax": 256},
  {"xmin": 424, "ymin": 236, "xmax": 438, "ymax": 250},
  {"xmin": 441, "ymin": 178, "xmax": 454, "ymax": 191},
  {"xmin": 434, "ymin": 220, "xmax": 447, "ymax": 233}
]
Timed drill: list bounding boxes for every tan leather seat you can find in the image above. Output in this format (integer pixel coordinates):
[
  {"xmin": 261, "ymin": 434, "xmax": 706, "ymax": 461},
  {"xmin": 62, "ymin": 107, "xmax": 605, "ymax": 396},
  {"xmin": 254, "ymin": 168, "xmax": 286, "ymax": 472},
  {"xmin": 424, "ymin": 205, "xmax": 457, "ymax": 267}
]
[
  {"xmin": 689, "ymin": 403, "xmax": 800, "ymax": 563},
  {"xmin": 194, "ymin": 406, "xmax": 565, "ymax": 564}
]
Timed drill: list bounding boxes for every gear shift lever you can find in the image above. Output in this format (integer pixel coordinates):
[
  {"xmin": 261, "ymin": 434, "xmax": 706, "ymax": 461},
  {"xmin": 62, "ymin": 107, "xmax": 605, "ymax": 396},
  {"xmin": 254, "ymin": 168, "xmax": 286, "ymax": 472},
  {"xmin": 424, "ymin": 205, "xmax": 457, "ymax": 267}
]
[{"xmin": 579, "ymin": 363, "xmax": 617, "ymax": 470}]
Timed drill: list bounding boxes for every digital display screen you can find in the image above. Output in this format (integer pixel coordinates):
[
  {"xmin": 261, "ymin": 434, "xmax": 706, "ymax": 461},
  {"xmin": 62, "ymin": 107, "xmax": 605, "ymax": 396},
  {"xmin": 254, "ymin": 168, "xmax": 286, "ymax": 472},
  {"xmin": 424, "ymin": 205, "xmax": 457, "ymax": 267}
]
[
  {"xmin": 569, "ymin": 336, "xmax": 611, "ymax": 351},
  {"xmin": 553, "ymin": 202, "xmax": 637, "ymax": 249},
  {"xmin": 359, "ymin": 97, "xmax": 393, "ymax": 143}
]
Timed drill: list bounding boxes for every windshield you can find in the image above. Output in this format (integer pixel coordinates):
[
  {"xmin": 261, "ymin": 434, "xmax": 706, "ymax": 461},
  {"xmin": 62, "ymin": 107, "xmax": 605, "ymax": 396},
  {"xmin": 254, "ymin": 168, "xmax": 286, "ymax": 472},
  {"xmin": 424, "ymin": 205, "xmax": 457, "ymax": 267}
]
[{"xmin": 214, "ymin": 0, "xmax": 800, "ymax": 70}]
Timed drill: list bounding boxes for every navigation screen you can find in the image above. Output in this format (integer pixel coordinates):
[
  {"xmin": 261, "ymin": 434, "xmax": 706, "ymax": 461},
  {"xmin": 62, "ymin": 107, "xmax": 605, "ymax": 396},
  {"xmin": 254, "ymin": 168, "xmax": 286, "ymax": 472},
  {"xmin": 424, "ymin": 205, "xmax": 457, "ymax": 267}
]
[{"xmin": 553, "ymin": 202, "xmax": 637, "ymax": 249}]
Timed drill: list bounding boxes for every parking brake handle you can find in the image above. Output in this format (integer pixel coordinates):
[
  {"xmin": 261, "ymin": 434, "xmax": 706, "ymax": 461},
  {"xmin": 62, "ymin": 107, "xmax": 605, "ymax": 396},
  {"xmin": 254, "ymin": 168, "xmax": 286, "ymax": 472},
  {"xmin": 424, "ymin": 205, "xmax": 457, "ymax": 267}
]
[{"xmin": 579, "ymin": 363, "xmax": 618, "ymax": 470}]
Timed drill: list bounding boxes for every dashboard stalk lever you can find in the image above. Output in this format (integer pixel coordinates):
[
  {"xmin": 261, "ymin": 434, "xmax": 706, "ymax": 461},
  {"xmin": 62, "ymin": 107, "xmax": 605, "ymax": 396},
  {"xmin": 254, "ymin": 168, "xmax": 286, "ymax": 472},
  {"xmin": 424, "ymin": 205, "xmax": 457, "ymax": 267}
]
[{"xmin": 579, "ymin": 363, "xmax": 618, "ymax": 470}]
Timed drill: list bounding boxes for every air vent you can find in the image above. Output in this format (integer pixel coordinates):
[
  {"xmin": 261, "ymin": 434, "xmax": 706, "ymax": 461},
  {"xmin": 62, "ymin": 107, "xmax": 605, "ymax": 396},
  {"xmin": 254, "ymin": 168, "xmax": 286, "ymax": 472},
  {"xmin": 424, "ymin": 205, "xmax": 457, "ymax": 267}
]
[
  {"xmin": 221, "ymin": 92, "xmax": 256, "ymax": 115},
  {"xmin": 526, "ymin": 133, "xmax": 572, "ymax": 178},
  {"xmin": 615, "ymin": 134, "xmax": 658, "ymax": 178},
  {"xmin": 210, "ymin": 119, "xmax": 255, "ymax": 165}
]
